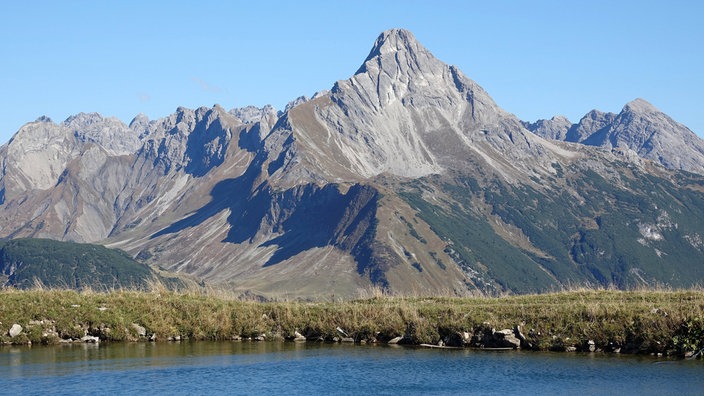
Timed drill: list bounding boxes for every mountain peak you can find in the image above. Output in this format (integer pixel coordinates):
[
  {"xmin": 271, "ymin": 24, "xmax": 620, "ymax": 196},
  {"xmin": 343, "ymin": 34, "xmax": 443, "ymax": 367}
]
[
  {"xmin": 623, "ymin": 98, "xmax": 659, "ymax": 114},
  {"xmin": 355, "ymin": 28, "xmax": 436, "ymax": 77},
  {"xmin": 364, "ymin": 28, "xmax": 419, "ymax": 60},
  {"xmin": 35, "ymin": 115, "xmax": 53, "ymax": 123},
  {"xmin": 129, "ymin": 113, "xmax": 151, "ymax": 131},
  {"xmin": 63, "ymin": 112, "xmax": 105, "ymax": 127}
]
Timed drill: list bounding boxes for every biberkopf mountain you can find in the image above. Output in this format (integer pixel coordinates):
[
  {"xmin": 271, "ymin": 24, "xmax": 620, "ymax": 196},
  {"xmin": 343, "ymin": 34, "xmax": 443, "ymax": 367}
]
[{"xmin": 2, "ymin": 29, "xmax": 704, "ymax": 297}]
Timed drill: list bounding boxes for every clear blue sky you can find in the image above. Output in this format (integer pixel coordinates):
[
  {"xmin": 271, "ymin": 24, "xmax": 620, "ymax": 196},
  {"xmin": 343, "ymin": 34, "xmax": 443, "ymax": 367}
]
[{"xmin": 1, "ymin": 0, "xmax": 702, "ymax": 144}]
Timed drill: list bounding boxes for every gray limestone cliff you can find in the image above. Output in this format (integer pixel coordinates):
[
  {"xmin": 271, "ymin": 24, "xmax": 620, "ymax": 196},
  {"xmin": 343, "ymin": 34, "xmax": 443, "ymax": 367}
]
[
  {"xmin": 522, "ymin": 116, "xmax": 572, "ymax": 141},
  {"xmin": 264, "ymin": 28, "xmax": 556, "ymax": 188},
  {"xmin": 527, "ymin": 99, "xmax": 704, "ymax": 174}
]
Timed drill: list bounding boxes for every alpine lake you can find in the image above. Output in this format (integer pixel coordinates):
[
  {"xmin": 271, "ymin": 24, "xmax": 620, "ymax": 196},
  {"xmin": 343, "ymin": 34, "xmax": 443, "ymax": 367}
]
[{"xmin": 1, "ymin": 341, "xmax": 702, "ymax": 395}]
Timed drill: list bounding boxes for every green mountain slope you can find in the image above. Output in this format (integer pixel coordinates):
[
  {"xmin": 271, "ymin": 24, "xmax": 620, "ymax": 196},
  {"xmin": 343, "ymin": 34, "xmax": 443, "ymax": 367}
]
[
  {"xmin": 399, "ymin": 165, "xmax": 704, "ymax": 293},
  {"xmin": 0, "ymin": 238, "xmax": 176, "ymax": 290}
]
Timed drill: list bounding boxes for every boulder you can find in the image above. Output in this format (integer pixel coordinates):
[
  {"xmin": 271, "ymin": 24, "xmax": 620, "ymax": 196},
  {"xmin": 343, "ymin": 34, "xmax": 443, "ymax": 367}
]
[
  {"xmin": 606, "ymin": 341, "xmax": 622, "ymax": 353},
  {"xmin": 9, "ymin": 324, "xmax": 22, "ymax": 338},
  {"xmin": 293, "ymin": 331, "xmax": 307, "ymax": 342},
  {"xmin": 494, "ymin": 329, "xmax": 522, "ymax": 349},
  {"xmin": 443, "ymin": 331, "xmax": 470, "ymax": 347},
  {"xmin": 80, "ymin": 335, "xmax": 100, "ymax": 344},
  {"xmin": 131, "ymin": 323, "xmax": 147, "ymax": 337},
  {"xmin": 336, "ymin": 327, "xmax": 349, "ymax": 338},
  {"xmin": 475, "ymin": 328, "xmax": 521, "ymax": 349},
  {"xmin": 514, "ymin": 324, "xmax": 531, "ymax": 349},
  {"xmin": 387, "ymin": 336, "xmax": 403, "ymax": 344}
]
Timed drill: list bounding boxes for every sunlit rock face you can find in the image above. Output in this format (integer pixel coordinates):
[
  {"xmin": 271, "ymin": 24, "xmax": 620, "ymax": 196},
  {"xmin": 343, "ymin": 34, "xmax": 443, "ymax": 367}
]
[
  {"xmin": 528, "ymin": 98, "xmax": 704, "ymax": 174},
  {"xmin": 1, "ymin": 29, "xmax": 704, "ymax": 298}
]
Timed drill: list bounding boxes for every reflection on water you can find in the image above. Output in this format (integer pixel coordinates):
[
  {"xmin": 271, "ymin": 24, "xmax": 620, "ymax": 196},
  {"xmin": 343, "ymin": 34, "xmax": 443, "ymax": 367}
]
[
  {"xmin": 2, "ymin": 341, "xmax": 307, "ymax": 374},
  {"xmin": 1, "ymin": 342, "xmax": 703, "ymax": 395}
]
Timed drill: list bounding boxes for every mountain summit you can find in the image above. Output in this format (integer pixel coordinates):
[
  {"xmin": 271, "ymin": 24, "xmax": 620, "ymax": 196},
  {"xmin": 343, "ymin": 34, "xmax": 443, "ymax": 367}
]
[
  {"xmin": 358, "ymin": 28, "xmax": 432, "ymax": 72},
  {"xmin": 527, "ymin": 98, "xmax": 704, "ymax": 174},
  {"xmin": 362, "ymin": 28, "xmax": 417, "ymax": 58},
  {"xmin": 282, "ymin": 28, "xmax": 548, "ymax": 182},
  {"xmin": 622, "ymin": 98, "xmax": 659, "ymax": 113},
  {"xmin": 1, "ymin": 29, "xmax": 704, "ymax": 297}
]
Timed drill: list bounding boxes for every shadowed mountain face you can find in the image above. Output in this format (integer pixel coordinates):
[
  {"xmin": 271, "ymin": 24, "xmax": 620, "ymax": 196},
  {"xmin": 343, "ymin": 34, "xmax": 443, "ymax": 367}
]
[{"xmin": 1, "ymin": 29, "xmax": 704, "ymax": 298}]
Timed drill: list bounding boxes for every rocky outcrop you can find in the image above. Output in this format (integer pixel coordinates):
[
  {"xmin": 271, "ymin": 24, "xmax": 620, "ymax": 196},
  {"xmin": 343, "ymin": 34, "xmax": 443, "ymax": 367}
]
[
  {"xmin": 230, "ymin": 104, "xmax": 278, "ymax": 125},
  {"xmin": 134, "ymin": 105, "xmax": 243, "ymax": 177},
  {"xmin": 565, "ymin": 109, "xmax": 618, "ymax": 143},
  {"xmin": 283, "ymin": 96, "xmax": 310, "ymax": 113},
  {"xmin": 469, "ymin": 325, "xmax": 522, "ymax": 349},
  {"xmin": 522, "ymin": 115, "xmax": 572, "ymax": 141},
  {"xmin": 1, "ymin": 114, "xmax": 140, "ymax": 194},
  {"xmin": 64, "ymin": 112, "xmax": 142, "ymax": 156},
  {"xmin": 529, "ymin": 99, "xmax": 704, "ymax": 174},
  {"xmin": 592, "ymin": 99, "xmax": 704, "ymax": 174}
]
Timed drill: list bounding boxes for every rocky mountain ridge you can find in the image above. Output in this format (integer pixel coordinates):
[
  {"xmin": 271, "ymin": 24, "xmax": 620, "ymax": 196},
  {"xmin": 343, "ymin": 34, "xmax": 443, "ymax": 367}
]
[
  {"xmin": 524, "ymin": 98, "xmax": 704, "ymax": 174},
  {"xmin": 1, "ymin": 29, "xmax": 704, "ymax": 298}
]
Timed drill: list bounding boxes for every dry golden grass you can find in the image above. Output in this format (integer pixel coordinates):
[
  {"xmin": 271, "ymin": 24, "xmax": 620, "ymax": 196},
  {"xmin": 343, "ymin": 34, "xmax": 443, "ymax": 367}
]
[{"xmin": 1, "ymin": 284, "xmax": 702, "ymax": 356}]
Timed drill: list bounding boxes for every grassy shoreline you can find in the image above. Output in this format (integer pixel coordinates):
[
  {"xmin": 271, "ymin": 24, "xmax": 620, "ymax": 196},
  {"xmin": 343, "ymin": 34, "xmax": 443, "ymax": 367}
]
[{"xmin": 1, "ymin": 288, "xmax": 703, "ymax": 357}]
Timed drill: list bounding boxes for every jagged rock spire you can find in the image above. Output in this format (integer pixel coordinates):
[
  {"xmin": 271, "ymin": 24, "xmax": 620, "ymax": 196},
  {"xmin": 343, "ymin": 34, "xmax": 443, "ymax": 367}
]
[
  {"xmin": 361, "ymin": 29, "xmax": 424, "ymax": 62},
  {"xmin": 355, "ymin": 28, "xmax": 439, "ymax": 79}
]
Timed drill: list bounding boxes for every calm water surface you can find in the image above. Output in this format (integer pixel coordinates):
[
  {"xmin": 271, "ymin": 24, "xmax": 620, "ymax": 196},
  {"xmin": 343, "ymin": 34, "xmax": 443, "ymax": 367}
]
[{"xmin": 1, "ymin": 342, "xmax": 702, "ymax": 395}]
